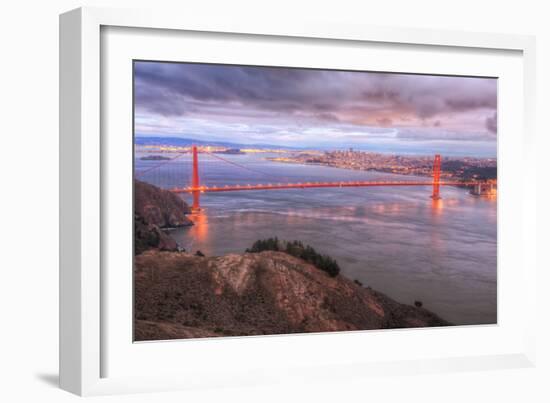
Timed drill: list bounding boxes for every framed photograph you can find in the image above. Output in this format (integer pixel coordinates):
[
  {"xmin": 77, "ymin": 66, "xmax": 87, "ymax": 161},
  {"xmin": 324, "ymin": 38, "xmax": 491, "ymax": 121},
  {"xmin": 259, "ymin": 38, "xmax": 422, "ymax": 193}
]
[{"xmin": 60, "ymin": 7, "xmax": 537, "ymax": 396}]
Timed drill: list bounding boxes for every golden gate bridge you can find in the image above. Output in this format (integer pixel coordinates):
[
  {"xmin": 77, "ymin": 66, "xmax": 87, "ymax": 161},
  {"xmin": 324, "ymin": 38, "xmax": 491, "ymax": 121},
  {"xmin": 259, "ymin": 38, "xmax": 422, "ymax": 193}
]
[{"xmin": 137, "ymin": 145, "xmax": 487, "ymax": 212}]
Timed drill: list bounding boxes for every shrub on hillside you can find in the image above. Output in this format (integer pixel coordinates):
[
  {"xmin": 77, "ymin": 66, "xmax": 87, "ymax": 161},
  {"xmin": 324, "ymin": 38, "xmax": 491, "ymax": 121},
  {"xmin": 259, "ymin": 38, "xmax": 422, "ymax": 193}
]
[{"xmin": 246, "ymin": 238, "xmax": 340, "ymax": 277}]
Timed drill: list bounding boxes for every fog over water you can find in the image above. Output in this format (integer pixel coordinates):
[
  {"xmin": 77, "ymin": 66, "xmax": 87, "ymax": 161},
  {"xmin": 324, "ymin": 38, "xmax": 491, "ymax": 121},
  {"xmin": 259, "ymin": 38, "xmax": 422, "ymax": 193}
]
[{"xmin": 136, "ymin": 152, "xmax": 497, "ymax": 326}]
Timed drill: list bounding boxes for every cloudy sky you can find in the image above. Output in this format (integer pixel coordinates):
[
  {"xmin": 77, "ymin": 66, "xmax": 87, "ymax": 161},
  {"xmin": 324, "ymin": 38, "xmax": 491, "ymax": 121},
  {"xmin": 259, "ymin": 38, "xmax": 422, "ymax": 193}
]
[{"xmin": 134, "ymin": 61, "xmax": 497, "ymax": 156}]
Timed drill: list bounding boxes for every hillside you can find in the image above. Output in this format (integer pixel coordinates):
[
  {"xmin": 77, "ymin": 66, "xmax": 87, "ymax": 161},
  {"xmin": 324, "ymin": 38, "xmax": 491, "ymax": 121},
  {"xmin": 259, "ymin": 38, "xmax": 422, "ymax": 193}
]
[
  {"xmin": 134, "ymin": 180, "xmax": 193, "ymax": 254},
  {"xmin": 134, "ymin": 179, "xmax": 193, "ymax": 227},
  {"xmin": 135, "ymin": 135, "xmax": 303, "ymax": 150},
  {"xmin": 134, "ymin": 250, "xmax": 450, "ymax": 341}
]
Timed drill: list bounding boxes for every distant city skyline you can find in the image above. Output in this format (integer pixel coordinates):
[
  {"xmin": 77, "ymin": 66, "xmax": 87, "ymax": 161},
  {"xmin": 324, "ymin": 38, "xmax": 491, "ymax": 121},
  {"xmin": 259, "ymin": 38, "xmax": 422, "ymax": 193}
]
[{"xmin": 134, "ymin": 61, "xmax": 498, "ymax": 157}]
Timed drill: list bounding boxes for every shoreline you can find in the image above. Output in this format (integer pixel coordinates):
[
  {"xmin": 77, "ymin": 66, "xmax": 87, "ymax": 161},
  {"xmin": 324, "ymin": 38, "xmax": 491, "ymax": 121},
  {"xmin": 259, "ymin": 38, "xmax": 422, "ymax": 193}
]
[{"xmin": 264, "ymin": 156, "xmax": 497, "ymax": 188}]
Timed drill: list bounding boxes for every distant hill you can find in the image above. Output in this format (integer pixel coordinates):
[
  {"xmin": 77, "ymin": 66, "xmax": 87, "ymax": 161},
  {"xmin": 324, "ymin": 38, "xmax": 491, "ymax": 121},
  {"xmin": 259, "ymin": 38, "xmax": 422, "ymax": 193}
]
[{"xmin": 134, "ymin": 135, "xmax": 303, "ymax": 150}]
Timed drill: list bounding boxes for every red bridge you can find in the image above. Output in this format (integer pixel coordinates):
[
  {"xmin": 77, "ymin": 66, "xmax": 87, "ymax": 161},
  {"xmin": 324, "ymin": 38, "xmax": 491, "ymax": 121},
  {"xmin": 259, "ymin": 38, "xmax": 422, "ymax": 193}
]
[{"xmin": 138, "ymin": 145, "xmax": 486, "ymax": 212}]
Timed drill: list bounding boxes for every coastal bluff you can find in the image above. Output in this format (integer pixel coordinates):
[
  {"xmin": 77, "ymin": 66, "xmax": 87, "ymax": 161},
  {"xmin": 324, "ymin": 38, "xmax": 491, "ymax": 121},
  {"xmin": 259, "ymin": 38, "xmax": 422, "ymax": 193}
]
[
  {"xmin": 135, "ymin": 179, "xmax": 193, "ymax": 227},
  {"xmin": 134, "ymin": 250, "xmax": 451, "ymax": 341},
  {"xmin": 134, "ymin": 179, "xmax": 193, "ymax": 254}
]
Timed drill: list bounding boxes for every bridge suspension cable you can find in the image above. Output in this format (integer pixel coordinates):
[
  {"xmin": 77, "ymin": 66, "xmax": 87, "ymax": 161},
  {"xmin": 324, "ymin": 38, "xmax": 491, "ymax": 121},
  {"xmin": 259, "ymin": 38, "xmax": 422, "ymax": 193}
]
[{"xmin": 203, "ymin": 150, "xmax": 290, "ymax": 182}]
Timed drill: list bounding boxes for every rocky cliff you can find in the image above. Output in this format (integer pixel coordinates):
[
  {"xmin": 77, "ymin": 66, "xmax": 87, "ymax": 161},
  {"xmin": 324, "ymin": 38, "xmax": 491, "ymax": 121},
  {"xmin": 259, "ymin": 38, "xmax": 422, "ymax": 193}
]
[
  {"xmin": 134, "ymin": 214, "xmax": 179, "ymax": 255},
  {"xmin": 134, "ymin": 180, "xmax": 193, "ymax": 227},
  {"xmin": 134, "ymin": 180, "xmax": 193, "ymax": 255},
  {"xmin": 134, "ymin": 250, "xmax": 450, "ymax": 341}
]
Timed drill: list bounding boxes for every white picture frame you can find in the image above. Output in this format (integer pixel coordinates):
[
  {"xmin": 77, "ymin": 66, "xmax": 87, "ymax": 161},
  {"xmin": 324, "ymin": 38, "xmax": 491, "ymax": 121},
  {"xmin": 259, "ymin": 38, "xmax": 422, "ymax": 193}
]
[{"xmin": 59, "ymin": 6, "xmax": 537, "ymax": 396}]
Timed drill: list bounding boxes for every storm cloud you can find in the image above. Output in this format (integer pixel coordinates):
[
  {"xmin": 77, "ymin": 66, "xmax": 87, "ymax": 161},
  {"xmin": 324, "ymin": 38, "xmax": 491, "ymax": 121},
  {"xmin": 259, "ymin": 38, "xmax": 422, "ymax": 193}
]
[{"xmin": 134, "ymin": 61, "xmax": 498, "ymax": 153}]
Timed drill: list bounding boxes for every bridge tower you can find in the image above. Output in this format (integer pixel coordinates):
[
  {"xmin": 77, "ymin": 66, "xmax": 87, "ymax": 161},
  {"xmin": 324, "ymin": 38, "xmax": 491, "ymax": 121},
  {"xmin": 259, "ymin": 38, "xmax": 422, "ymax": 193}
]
[
  {"xmin": 191, "ymin": 145, "xmax": 201, "ymax": 211},
  {"xmin": 431, "ymin": 154, "xmax": 441, "ymax": 200}
]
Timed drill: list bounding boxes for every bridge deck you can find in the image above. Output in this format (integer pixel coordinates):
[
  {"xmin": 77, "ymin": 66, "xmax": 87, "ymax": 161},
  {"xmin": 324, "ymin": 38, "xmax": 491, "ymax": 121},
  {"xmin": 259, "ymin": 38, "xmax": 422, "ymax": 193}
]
[{"xmin": 170, "ymin": 181, "xmax": 479, "ymax": 193}]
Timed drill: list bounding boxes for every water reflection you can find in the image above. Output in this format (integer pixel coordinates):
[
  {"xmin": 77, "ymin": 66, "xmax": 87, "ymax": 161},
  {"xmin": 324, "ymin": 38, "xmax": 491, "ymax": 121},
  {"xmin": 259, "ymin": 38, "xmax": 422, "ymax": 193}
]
[
  {"xmin": 186, "ymin": 211, "xmax": 210, "ymax": 254},
  {"xmin": 431, "ymin": 198, "xmax": 443, "ymax": 216}
]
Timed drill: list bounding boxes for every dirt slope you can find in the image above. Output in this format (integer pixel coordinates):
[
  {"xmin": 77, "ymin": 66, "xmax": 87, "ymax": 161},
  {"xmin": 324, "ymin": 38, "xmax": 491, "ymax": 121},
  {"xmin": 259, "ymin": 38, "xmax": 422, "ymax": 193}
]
[{"xmin": 134, "ymin": 250, "xmax": 450, "ymax": 341}]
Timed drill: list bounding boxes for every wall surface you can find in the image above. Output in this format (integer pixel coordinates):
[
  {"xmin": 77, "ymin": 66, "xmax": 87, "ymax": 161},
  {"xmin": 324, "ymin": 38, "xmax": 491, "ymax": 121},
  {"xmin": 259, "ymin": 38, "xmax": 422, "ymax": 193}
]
[{"xmin": 0, "ymin": 0, "xmax": 548, "ymax": 402}]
